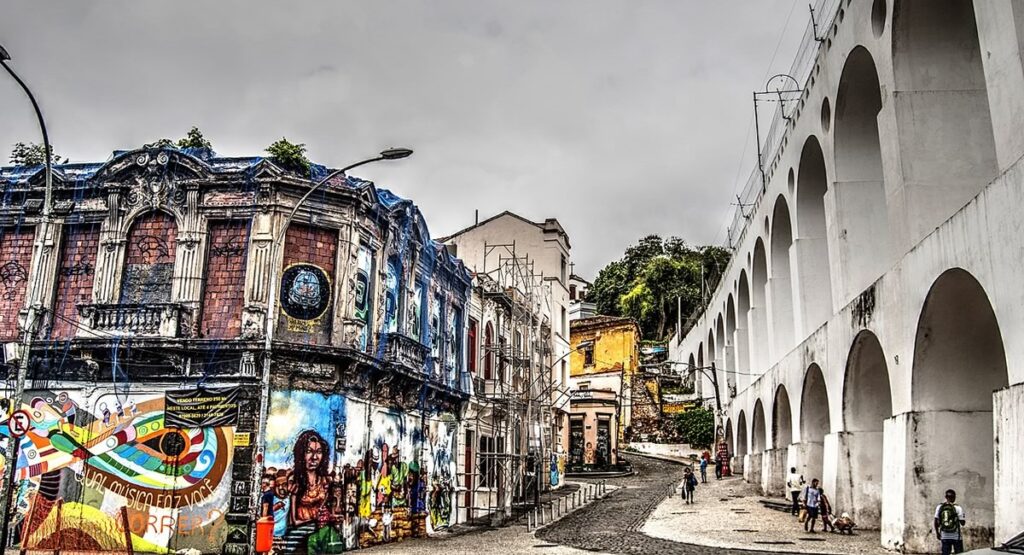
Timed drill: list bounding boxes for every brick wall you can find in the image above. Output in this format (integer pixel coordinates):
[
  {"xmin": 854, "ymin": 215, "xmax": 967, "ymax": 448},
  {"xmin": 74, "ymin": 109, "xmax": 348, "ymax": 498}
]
[
  {"xmin": 283, "ymin": 224, "xmax": 337, "ymax": 272},
  {"xmin": 201, "ymin": 220, "xmax": 250, "ymax": 338},
  {"xmin": 0, "ymin": 227, "xmax": 36, "ymax": 341},
  {"xmin": 51, "ymin": 224, "xmax": 101, "ymax": 339},
  {"xmin": 281, "ymin": 224, "xmax": 337, "ymax": 344},
  {"xmin": 120, "ymin": 211, "xmax": 177, "ymax": 304}
]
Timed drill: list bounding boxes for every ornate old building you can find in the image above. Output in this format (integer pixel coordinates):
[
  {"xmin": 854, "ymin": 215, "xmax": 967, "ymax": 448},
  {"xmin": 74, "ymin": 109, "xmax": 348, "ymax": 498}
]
[{"xmin": 0, "ymin": 145, "xmax": 471, "ymax": 554}]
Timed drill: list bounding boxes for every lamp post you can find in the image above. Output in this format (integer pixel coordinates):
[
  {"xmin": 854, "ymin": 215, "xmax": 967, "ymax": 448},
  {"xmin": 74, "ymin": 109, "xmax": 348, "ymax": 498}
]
[
  {"xmin": 663, "ymin": 360, "xmax": 723, "ymax": 415},
  {"xmin": 250, "ymin": 148, "xmax": 412, "ymax": 524},
  {"xmin": 0, "ymin": 44, "xmax": 55, "ymax": 550}
]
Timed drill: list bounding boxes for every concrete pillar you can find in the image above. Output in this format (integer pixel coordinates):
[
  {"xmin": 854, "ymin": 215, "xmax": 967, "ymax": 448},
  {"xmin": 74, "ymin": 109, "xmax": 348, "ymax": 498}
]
[
  {"xmin": 824, "ymin": 180, "xmax": 889, "ymax": 308},
  {"xmin": 746, "ymin": 453, "xmax": 763, "ymax": 488},
  {"xmin": 761, "ymin": 447, "xmax": 788, "ymax": 497},
  {"xmin": 732, "ymin": 325, "xmax": 749, "ymax": 390},
  {"xmin": 995, "ymin": 383, "xmax": 1024, "ymax": 544},
  {"xmin": 790, "ymin": 237, "xmax": 831, "ymax": 337},
  {"xmin": 791, "ymin": 441, "xmax": 825, "ymax": 488},
  {"xmin": 885, "ymin": 410, "xmax": 996, "ymax": 553},
  {"xmin": 747, "ymin": 306, "xmax": 767, "ymax": 374},
  {"xmin": 973, "ymin": 0, "xmax": 1024, "ymax": 174},
  {"xmin": 886, "ymin": 91, "xmax": 998, "ymax": 257},
  {"xmin": 732, "ymin": 452, "xmax": 745, "ymax": 476},
  {"xmin": 767, "ymin": 277, "xmax": 795, "ymax": 362},
  {"xmin": 829, "ymin": 430, "xmax": 887, "ymax": 532}
]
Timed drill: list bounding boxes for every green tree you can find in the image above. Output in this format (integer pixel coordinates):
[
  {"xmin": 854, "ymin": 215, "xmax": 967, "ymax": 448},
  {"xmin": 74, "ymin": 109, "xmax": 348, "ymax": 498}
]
[
  {"xmin": 589, "ymin": 235, "xmax": 731, "ymax": 341},
  {"xmin": 675, "ymin": 406, "xmax": 715, "ymax": 449},
  {"xmin": 10, "ymin": 142, "xmax": 66, "ymax": 166},
  {"xmin": 176, "ymin": 126, "xmax": 212, "ymax": 149},
  {"xmin": 266, "ymin": 137, "xmax": 310, "ymax": 174}
]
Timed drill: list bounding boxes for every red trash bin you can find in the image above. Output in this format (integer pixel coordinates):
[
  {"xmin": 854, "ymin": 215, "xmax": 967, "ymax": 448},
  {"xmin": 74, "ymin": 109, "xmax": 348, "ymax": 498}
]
[{"xmin": 255, "ymin": 516, "xmax": 274, "ymax": 553}]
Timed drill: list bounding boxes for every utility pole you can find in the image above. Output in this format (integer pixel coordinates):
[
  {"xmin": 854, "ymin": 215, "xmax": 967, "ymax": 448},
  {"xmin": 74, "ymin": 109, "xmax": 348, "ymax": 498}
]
[{"xmin": 0, "ymin": 44, "xmax": 55, "ymax": 550}]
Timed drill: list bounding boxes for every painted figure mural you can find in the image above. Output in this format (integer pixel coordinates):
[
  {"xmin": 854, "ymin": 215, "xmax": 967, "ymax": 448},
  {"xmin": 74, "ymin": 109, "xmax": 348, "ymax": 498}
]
[
  {"xmin": 265, "ymin": 390, "xmax": 458, "ymax": 553},
  {"xmin": 0, "ymin": 388, "xmax": 233, "ymax": 554}
]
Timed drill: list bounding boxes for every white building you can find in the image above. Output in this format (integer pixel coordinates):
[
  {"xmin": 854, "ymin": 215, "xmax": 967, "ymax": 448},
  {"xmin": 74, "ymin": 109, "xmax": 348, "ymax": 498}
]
[
  {"xmin": 441, "ymin": 212, "xmax": 574, "ymax": 498},
  {"xmin": 568, "ymin": 274, "xmax": 596, "ymax": 320},
  {"xmin": 669, "ymin": 1, "xmax": 1024, "ymax": 552}
]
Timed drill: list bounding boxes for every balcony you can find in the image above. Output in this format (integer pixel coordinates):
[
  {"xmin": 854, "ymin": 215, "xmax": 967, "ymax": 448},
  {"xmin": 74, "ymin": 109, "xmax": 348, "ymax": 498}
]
[
  {"xmin": 474, "ymin": 378, "xmax": 522, "ymax": 401},
  {"xmin": 382, "ymin": 333, "xmax": 429, "ymax": 372},
  {"xmin": 77, "ymin": 303, "xmax": 188, "ymax": 338}
]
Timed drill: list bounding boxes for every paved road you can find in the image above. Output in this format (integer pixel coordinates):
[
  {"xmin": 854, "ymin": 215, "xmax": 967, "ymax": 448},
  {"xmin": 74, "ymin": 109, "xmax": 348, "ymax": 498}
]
[{"xmin": 539, "ymin": 454, "xmax": 810, "ymax": 555}]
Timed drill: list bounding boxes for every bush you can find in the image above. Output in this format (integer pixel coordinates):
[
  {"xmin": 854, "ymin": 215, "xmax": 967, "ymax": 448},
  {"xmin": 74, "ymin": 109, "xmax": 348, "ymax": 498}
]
[
  {"xmin": 674, "ymin": 406, "xmax": 714, "ymax": 449},
  {"xmin": 266, "ymin": 137, "xmax": 310, "ymax": 174}
]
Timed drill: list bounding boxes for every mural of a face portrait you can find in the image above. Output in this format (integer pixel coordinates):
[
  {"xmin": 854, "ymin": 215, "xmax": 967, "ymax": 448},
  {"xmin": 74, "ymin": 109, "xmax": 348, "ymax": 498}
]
[
  {"xmin": 280, "ymin": 263, "xmax": 332, "ymax": 333},
  {"xmin": 354, "ymin": 246, "xmax": 374, "ymax": 349}
]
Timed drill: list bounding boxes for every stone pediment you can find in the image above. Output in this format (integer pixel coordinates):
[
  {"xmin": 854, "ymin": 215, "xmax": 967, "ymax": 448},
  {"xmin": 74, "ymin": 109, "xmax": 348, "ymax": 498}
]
[{"xmin": 96, "ymin": 148, "xmax": 210, "ymax": 212}]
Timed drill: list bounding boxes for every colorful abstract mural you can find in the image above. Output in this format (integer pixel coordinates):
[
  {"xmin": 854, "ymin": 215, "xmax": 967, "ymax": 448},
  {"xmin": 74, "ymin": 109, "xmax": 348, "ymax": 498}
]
[
  {"xmin": 0, "ymin": 388, "xmax": 233, "ymax": 554},
  {"xmin": 265, "ymin": 390, "xmax": 458, "ymax": 553}
]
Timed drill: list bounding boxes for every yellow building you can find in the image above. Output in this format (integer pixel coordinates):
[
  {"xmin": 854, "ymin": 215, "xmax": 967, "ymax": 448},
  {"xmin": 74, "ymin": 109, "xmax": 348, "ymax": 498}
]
[{"xmin": 567, "ymin": 316, "xmax": 641, "ymax": 467}]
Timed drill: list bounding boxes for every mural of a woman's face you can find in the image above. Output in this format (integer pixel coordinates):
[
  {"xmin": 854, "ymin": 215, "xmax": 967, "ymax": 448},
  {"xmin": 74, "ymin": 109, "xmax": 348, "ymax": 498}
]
[{"xmin": 305, "ymin": 437, "xmax": 324, "ymax": 471}]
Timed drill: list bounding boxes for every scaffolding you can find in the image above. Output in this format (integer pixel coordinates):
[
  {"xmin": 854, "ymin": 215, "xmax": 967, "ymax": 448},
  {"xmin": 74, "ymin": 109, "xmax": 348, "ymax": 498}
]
[{"xmin": 459, "ymin": 241, "xmax": 555, "ymax": 525}]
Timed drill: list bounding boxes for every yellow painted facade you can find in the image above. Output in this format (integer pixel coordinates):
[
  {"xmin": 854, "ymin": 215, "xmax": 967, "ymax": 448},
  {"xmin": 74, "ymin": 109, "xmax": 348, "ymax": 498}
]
[{"xmin": 569, "ymin": 316, "xmax": 641, "ymax": 442}]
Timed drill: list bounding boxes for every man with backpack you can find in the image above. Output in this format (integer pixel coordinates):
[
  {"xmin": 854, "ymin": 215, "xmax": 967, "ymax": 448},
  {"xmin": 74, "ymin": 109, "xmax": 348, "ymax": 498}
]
[{"xmin": 934, "ymin": 489, "xmax": 966, "ymax": 555}]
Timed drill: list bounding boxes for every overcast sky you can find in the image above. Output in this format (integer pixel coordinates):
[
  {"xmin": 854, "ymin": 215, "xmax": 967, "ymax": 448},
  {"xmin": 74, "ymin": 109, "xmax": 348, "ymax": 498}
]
[{"xmin": 1, "ymin": 1, "xmax": 805, "ymax": 278}]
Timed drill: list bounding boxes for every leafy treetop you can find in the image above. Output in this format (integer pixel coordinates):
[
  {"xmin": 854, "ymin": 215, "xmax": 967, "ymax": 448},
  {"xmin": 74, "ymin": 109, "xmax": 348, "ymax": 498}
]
[
  {"xmin": 9, "ymin": 142, "xmax": 67, "ymax": 166},
  {"xmin": 590, "ymin": 234, "xmax": 731, "ymax": 341},
  {"xmin": 176, "ymin": 127, "xmax": 212, "ymax": 149},
  {"xmin": 265, "ymin": 137, "xmax": 311, "ymax": 174}
]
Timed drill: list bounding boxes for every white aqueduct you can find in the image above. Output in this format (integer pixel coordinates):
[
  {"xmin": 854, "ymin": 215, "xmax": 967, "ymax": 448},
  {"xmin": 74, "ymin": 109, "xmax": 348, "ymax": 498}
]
[{"xmin": 669, "ymin": 0, "xmax": 1024, "ymax": 551}]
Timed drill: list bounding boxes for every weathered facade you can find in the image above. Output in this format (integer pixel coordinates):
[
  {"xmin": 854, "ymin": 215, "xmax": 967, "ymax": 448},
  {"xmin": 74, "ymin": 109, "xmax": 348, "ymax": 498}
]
[
  {"xmin": 669, "ymin": 0, "xmax": 1024, "ymax": 551},
  {"xmin": 568, "ymin": 316, "xmax": 641, "ymax": 452},
  {"xmin": 0, "ymin": 145, "xmax": 471, "ymax": 554}
]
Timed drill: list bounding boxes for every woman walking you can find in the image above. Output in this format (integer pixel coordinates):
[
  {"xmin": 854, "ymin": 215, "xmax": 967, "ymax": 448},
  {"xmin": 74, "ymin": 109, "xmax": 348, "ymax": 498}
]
[{"xmin": 682, "ymin": 466, "xmax": 698, "ymax": 504}]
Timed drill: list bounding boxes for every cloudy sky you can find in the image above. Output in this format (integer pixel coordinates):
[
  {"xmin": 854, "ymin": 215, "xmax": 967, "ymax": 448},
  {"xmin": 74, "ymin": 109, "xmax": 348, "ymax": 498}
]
[{"xmin": 1, "ymin": 1, "xmax": 805, "ymax": 277}]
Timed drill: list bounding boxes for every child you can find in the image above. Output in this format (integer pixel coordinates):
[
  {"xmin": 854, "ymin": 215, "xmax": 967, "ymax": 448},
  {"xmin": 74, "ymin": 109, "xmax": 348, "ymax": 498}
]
[
  {"xmin": 682, "ymin": 467, "xmax": 697, "ymax": 504},
  {"xmin": 818, "ymin": 486, "xmax": 835, "ymax": 533}
]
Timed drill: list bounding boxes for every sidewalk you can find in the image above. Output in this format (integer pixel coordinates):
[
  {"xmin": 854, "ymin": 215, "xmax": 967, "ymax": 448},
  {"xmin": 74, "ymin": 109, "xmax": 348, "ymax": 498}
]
[{"xmin": 642, "ymin": 474, "xmax": 887, "ymax": 554}]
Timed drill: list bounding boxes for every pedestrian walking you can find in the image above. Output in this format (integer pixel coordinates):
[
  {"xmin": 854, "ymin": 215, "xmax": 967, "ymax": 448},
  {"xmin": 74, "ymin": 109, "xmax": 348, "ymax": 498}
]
[
  {"xmin": 934, "ymin": 489, "xmax": 966, "ymax": 555},
  {"xmin": 714, "ymin": 452, "xmax": 723, "ymax": 480},
  {"xmin": 802, "ymin": 479, "xmax": 822, "ymax": 532},
  {"xmin": 682, "ymin": 467, "xmax": 697, "ymax": 504},
  {"xmin": 699, "ymin": 455, "xmax": 708, "ymax": 483},
  {"xmin": 818, "ymin": 485, "xmax": 835, "ymax": 533},
  {"xmin": 787, "ymin": 467, "xmax": 805, "ymax": 516}
]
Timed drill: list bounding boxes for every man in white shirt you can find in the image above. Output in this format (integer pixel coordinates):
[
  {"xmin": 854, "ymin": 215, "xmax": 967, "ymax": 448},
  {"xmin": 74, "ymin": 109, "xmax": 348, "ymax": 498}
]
[
  {"xmin": 786, "ymin": 467, "xmax": 804, "ymax": 516},
  {"xmin": 934, "ymin": 489, "xmax": 966, "ymax": 555}
]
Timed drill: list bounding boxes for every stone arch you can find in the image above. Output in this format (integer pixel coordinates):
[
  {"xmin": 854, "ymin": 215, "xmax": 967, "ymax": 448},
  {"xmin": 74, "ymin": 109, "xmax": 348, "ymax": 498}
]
[
  {"xmin": 772, "ymin": 384, "xmax": 793, "ymax": 448},
  {"xmin": 769, "ymin": 196, "xmax": 796, "ymax": 357},
  {"xmin": 736, "ymin": 271, "xmax": 751, "ymax": 384},
  {"xmin": 725, "ymin": 418, "xmax": 735, "ymax": 459},
  {"xmin": 891, "ymin": 1, "xmax": 997, "ymax": 248},
  {"xmin": 908, "ymin": 268, "xmax": 1007, "ymax": 547},
  {"xmin": 725, "ymin": 294, "xmax": 738, "ymax": 396},
  {"xmin": 715, "ymin": 314, "xmax": 728, "ymax": 398},
  {"xmin": 833, "ymin": 46, "xmax": 890, "ymax": 301},
  {"xmin": 795, "ymin": 136, "xmax": 833, "ymax": 332},
  {"xmin": 750, "ymin": 239, "xmax": 769, "ymax": 372},
  {"xmin": 840, "ymin": 330, "xmax": 892, "ymax": 529},
  {"xmin": 688, "ymin": 352, "xmax": 699, "ymax": 397},
  {"xmin": 120, "ymin": 210, "xmax": 178, "ymax": 304},
  {"xmin": 799, "ymin": 363, "xmax": 830, "ymax": 485},
  {"xmin": 752, "ymin": 399, "xmax": 766, "ymax": 452},
  {"xmin": 736, "ymin": 410, "xmax": 748, "ymax": 459}
]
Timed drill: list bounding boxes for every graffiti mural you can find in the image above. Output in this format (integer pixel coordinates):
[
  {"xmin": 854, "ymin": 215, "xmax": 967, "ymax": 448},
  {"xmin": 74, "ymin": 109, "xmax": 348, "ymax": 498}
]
[
  {"xmin": 265, "ymin": 390, "xmax": 459, "ymax": 552},
  {"xmin": 354, "ymin": 246, "xmax": 374, "ymax": 350},
  {"xmin": 383, "ymin": 259, "xmax": 400, "ymax": 334},
  {"xmin": 0, "ymin": 388, "xmax": 233, "ymax": 554}
]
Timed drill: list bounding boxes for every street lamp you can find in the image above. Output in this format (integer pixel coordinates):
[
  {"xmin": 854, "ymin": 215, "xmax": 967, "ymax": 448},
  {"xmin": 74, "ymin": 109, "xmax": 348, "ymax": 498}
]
[
  {"xmin": 250, "ymin": 148, "xmax": 413, "ymax": 523},
  {"xmin": 0, "ymin": 43, "xmax": 55, "ymax": 551},
  {"xmin": 663, "ymin": 360, "xmax": 723, "ymax": 415}
]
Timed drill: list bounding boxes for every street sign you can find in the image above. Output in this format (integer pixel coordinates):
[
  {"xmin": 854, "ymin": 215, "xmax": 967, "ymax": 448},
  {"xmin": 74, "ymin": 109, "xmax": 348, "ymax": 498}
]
[{"xmin": 8, "ymin": 410, "xmax": 31, "ymax": 437}]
